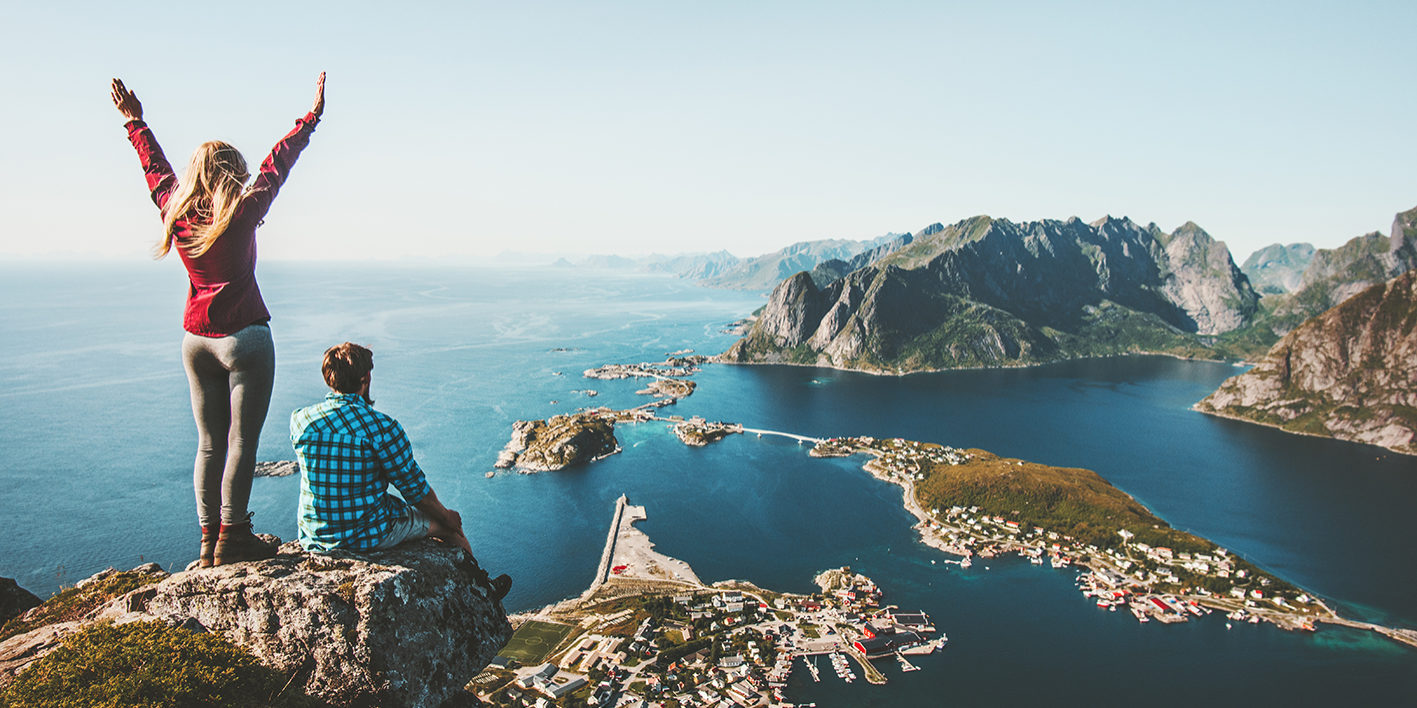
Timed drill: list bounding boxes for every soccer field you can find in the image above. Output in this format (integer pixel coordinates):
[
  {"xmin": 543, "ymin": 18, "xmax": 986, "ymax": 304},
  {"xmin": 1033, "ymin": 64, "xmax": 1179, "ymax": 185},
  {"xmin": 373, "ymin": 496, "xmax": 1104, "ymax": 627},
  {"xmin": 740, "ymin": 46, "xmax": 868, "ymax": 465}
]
[{"xmin": 498, "ymin": 620, "xmax": 576, "ymax": 664}]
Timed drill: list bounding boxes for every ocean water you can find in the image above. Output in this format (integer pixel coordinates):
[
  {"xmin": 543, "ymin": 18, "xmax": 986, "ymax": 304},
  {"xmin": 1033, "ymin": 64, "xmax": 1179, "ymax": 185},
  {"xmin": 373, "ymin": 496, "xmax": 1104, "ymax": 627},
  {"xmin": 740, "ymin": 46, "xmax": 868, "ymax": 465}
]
[{"xmin": 1, "ymin": 263, "xmax": 1413, "ymax": 704}]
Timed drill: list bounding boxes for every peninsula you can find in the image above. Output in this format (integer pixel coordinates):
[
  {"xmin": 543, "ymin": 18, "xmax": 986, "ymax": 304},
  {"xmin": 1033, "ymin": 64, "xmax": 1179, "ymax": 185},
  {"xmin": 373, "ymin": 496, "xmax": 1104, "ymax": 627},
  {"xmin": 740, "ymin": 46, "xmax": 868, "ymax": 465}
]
[{"xmin": 816, "ymin": 436, "xmax": 1416, "ymax": 645}]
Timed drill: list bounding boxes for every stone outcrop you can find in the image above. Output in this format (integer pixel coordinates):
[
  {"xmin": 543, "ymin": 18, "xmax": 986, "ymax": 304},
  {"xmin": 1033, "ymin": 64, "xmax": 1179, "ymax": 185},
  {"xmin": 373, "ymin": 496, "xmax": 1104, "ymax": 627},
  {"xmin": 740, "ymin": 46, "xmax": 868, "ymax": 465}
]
[
  {"xmin": 254, "ymin": 460, "xmax": 299, "ymax": 477},
  {"xmin": 726, "ymin": 215, "xmax": 1257, "ymax": 372},
  {"xmin": 1197, "ymin": 270, "xmax": 1417, "ymax": 456},
  {"xmin": 496, "ymin": 413, "xmax": 620, "ymax": 472},
  {"xmin": 0, "ymin": 579, "xmax": 39, "ymax": 627},
  {"xmin": 0, "ymin": 541, "xmax": 513, "ymax": 706}
]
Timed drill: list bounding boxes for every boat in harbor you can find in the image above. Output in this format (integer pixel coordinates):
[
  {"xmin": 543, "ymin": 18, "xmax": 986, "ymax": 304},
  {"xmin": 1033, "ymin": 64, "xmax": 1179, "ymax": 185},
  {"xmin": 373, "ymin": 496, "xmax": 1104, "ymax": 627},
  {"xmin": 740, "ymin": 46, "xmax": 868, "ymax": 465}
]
[{"xmin": 899, "ymin": 635, "xmax": 948, "ymax": 654}]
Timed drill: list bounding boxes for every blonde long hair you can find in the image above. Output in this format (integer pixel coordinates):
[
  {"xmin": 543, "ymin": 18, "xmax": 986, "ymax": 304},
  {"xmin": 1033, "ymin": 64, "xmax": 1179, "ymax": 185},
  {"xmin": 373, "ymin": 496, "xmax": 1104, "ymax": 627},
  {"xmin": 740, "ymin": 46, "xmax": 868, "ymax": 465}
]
[{"xmin": 156, "ymin": 141, "xmax": 251, "ymax": 258}]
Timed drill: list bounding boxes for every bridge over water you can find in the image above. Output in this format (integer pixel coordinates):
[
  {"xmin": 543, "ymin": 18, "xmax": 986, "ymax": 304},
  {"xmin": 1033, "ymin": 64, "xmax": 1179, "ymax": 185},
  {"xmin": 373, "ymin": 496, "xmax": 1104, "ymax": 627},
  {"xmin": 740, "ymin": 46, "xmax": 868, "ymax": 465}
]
[{"xmin": 740, "ymin": 427, "xmax": 826, "ymax": 445}]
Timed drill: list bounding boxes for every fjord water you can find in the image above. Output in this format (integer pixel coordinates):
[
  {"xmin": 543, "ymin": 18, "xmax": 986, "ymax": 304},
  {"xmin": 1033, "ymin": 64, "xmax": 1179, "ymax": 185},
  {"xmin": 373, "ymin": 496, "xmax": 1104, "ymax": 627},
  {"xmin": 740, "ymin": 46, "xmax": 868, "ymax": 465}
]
[{"xmin": 1, "ymin": 263, "xmax": 1413, "ymax": 703}]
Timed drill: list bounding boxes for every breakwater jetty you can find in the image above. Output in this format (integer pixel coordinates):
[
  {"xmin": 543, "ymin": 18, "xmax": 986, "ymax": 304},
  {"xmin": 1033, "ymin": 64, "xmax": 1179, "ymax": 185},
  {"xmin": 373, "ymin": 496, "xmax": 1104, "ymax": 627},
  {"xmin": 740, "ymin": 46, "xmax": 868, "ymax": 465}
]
[{"xmin": 582, "ymin": 494, "xmax": 628, "ymax": 600}]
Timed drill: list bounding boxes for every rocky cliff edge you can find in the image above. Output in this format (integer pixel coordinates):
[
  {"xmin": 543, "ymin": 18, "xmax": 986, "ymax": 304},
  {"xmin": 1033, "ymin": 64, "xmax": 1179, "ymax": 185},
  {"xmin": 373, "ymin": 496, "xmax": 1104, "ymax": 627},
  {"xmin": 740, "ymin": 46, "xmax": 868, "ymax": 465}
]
[
  {"xmin": 0, "ymin": 540, "xmax": 512, "ymax": 706},
  {"xmin": 1197, "ymin": 270, "xmax": 1417, "ymax": 456}
]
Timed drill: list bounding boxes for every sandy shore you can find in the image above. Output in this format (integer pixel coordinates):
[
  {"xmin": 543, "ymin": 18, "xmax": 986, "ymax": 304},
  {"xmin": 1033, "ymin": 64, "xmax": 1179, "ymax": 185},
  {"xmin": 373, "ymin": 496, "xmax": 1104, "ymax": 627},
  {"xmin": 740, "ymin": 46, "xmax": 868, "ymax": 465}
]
[{"xmin": 606, "ymin": 502, "xmax": 702, "ymax": 586}]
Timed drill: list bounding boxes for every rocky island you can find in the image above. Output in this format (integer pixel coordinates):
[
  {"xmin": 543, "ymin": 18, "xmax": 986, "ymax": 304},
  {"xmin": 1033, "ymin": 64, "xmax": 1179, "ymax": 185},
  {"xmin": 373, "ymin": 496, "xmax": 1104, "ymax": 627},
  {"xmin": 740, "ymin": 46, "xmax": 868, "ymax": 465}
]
[
  {"xmin": 496, "ymin": 412, "xmax": 622, "ymax": 472},
  {"xmin": 671, "ymin": 417, "xmax": 742, "ymax": 447}
]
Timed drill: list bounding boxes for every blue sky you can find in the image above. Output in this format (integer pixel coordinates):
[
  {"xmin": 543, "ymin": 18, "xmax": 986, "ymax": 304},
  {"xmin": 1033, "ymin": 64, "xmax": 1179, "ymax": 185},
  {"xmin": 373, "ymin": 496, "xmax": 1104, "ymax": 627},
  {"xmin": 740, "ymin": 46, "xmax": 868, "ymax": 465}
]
[{"xmin": 2, "ymin": 1, "xmax": 1414, "ymax": 262}]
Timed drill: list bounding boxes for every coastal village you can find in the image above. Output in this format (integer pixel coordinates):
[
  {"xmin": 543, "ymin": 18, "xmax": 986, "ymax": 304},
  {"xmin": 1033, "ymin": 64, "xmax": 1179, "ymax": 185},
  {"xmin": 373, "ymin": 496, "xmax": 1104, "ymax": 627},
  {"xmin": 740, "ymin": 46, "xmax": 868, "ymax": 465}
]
[
  {"xmin": 809, "ymin": 435, "xmax": 1417, "ymax": 645},
  {"xmin": 484, "ymin": 352, "xmax": 1417, "ymax": 706},
  {"xmin": 471, "ymin": 496, "xmax": 947, "ymax": 708}
]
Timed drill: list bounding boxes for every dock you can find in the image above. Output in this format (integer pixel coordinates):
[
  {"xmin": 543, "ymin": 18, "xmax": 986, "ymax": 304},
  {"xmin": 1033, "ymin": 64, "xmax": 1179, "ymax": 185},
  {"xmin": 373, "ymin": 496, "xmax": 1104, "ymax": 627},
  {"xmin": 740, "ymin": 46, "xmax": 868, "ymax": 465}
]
[
  {"xmin": 895, "ymin": 651, "xmax": 919, "ymax": 672},
  {"xmin": 843, "ymin": 646, "xmax": 888, "ymax": 685}
]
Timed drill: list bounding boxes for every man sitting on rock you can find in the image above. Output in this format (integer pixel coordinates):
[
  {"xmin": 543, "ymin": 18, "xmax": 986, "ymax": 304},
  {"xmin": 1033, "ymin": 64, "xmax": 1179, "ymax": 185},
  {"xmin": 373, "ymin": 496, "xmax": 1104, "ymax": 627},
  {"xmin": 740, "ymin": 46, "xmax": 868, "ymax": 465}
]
[{"xmin": 291, "ymin": 342, "xmax": 511, "ymax": 599}]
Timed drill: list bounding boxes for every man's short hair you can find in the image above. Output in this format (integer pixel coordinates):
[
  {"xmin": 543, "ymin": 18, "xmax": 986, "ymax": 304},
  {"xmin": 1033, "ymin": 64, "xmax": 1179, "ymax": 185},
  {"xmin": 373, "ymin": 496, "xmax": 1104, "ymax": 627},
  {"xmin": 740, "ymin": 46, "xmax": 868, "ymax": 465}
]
[{"xmin": 323, "ymin": 342, "xmax": 373, "ymax": 393}]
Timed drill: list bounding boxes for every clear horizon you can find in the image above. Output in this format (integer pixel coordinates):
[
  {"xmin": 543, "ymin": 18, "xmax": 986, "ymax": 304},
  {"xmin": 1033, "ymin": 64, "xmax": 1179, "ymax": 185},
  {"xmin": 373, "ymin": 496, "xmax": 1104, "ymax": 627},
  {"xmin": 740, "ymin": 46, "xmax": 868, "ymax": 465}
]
[{"xmin": 3, "ymin": 1, "xmax": 1414, "ymax": 264}]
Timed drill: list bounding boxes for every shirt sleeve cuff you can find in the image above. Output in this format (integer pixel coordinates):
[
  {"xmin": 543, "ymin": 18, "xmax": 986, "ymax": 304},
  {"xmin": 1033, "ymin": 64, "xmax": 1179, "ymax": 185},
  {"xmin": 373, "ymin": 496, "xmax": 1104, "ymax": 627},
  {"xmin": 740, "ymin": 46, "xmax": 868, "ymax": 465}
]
[{"xmin": 403, "ymin": 482, "xmax": 431, "ymax": 506}]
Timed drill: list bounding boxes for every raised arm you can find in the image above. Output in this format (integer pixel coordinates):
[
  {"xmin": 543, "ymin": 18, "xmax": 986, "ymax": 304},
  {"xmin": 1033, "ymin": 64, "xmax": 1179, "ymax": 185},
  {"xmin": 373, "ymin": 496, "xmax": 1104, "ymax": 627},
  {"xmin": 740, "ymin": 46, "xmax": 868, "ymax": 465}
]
[
  {"xmin": 243, "ymin": 72, "xmax": 325, "ymax": 219},
  {"xmin": 110, "ymin": 78, "xmax": 142, "ymax": 122},
  {"xmin": 113, "ymin": 78, "xmax": 178, "ymax": 210},
  {"xmin": 311, "ymin": 71, "xmax": 325, "ymax": 119}
]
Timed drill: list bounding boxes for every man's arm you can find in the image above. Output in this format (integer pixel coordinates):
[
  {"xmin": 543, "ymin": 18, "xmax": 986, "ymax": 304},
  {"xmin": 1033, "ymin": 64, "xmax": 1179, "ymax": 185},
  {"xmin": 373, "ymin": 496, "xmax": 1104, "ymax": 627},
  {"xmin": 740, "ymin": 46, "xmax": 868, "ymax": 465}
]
[
  {"xmin": 415, "ymin": 491, "xmax": 472, "ymax": 554},
  {"xmin": 370, "ymin": 417, "xmax": 472, "ymax": 554}
]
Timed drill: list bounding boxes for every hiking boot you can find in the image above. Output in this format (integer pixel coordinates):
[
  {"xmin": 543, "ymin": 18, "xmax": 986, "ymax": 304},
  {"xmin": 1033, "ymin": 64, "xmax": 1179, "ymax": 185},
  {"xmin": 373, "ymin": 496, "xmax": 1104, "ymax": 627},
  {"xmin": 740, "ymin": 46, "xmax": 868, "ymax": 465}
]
[
  {"xmin": 489, "ymin": 573, "xmax": 512, "ymax": 601},
  {"xmin": 200, "ymin": 526, "xmax": 217, "ymax": 568},
  {"xmin": 214, "ymin": 518, "xmax": 278, "ymax": 566}
]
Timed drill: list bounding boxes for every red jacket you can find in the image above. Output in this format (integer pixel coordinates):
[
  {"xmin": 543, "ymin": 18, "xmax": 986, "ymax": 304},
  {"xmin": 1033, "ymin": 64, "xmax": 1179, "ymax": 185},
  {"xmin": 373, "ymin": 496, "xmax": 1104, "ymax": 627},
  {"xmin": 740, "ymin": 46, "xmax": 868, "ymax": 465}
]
[{"xmin": 126, "ymin": 113, "xmax": 318, "ymax": 336}]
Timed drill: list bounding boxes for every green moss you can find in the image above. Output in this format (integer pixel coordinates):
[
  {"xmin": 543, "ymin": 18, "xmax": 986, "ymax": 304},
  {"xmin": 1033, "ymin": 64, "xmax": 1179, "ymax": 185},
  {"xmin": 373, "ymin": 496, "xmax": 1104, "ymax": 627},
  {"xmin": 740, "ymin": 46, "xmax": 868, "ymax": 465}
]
[
  {"xmin": 0, "ymin": 571, "xmax": 164, "ymax": 643},
  {"xmin": 335, "ymin": 581, "xmax": 356, "ymax": 605},
  {"xmin": 0, "ymin": 621, "xmax": 321, "ymax": 708}
]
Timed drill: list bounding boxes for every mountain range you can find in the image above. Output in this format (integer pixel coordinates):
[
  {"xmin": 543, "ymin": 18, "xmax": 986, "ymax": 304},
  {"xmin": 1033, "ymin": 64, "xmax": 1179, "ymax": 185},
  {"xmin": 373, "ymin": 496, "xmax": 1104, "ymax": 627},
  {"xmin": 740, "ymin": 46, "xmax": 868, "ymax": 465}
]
[
  {"xmin": 566, "ymin": 234, "xmax": 907, "ymax": 290},
  {"xmin": 720, "ymin": 206, "xmax": 1417, "ymax": 373},
  {"xmin": 722, "ymin": 215, "xmax": 1261, "ymax": 371}
]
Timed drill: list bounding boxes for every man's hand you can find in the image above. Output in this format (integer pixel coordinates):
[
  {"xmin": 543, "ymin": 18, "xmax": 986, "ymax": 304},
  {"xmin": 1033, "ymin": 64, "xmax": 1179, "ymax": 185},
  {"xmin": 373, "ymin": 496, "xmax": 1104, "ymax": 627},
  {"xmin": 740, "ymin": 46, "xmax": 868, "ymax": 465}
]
[
  {"xmin": 415, "ymin": 490, "xmax": 470, "ymax": 553},
  {"xmin": 311, "ymin": 71, "xmax": 325, "ymax": 118},
  {"xmin": 110, "ymin": 78, "xmax": 142, "ymax": 122}
]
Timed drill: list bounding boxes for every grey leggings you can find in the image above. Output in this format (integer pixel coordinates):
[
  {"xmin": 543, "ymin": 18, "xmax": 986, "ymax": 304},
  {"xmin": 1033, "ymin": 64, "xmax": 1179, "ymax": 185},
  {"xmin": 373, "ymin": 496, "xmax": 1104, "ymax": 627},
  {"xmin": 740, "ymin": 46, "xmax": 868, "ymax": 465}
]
[{"xmin": 182, "ymin": 323, "xmax": 275, "ymax": 527}]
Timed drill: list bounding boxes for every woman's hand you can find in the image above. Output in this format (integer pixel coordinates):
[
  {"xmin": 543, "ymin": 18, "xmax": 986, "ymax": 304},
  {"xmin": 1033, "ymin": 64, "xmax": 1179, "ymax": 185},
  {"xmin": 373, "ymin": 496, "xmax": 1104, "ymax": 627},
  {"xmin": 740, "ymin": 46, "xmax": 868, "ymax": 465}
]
[
  {"xmin": 311, "ymin": 72, "xmax": 325, "ymax": 118},
  {"xmin": 110, "ymin": 78, "xmax": 142, "ymax": 122}
]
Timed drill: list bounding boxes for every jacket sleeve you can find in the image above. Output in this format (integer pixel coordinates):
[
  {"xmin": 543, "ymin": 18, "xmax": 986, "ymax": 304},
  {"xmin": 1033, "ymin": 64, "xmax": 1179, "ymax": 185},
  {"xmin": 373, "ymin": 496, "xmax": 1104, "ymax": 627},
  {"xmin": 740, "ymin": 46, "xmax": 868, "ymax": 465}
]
[
  {"xmin": 124, "ymin": 120, "xmax": 178, "ymax": 211},
  {"xmin": 242, "ymin": 112, "xmax": 319, "ymax": 222}
]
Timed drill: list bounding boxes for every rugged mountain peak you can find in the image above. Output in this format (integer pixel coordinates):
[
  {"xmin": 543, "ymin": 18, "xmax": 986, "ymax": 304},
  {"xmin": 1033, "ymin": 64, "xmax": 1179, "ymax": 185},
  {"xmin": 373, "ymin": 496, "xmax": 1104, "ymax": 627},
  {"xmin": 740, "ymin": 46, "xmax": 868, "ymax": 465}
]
[
  {"xmin": 1242, "ymin": 243, "xmax": 1317, "ymax": 294},
  {"xmin": 1197, "ymin": 269, "xmax": 1417, "ymax": 456},
  {"xmin": 727, "ymin": 213, "xmax": 1259, "ymax": 371},
  {"xmin": 917, "ymin": 222, "xmax": 945, "ymax": 237},
  {"xmin": 1392, "ymin": 205, "xmax": 1417, "ymax": 256},
  {"xmin": 755, "ymin": 271, "xmax": 830, "ymax": 347},
  {"xmin": 1090, "ymin": 214, "xmax": 1138, "ymax": 231},
  {"xmin": 1153, "ymin": 221, "xmax": 1258, "ymax": 334}
]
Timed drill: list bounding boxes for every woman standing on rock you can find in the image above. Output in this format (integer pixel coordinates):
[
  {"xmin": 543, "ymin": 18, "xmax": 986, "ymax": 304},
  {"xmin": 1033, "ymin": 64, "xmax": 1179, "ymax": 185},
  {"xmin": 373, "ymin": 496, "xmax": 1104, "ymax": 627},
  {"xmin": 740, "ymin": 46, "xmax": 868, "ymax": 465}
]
[{"xmin": 111, "ymin": 73, "xmax": 325, "ymax": 567}]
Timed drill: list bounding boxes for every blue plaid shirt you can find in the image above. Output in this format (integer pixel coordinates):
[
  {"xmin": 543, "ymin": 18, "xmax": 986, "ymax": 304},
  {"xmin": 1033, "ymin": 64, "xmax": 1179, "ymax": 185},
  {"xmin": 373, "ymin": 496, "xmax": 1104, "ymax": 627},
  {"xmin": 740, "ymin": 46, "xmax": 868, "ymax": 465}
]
[{"xmin": 291, "ymin": 392, "xmax": 432, "ymax": 552}]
